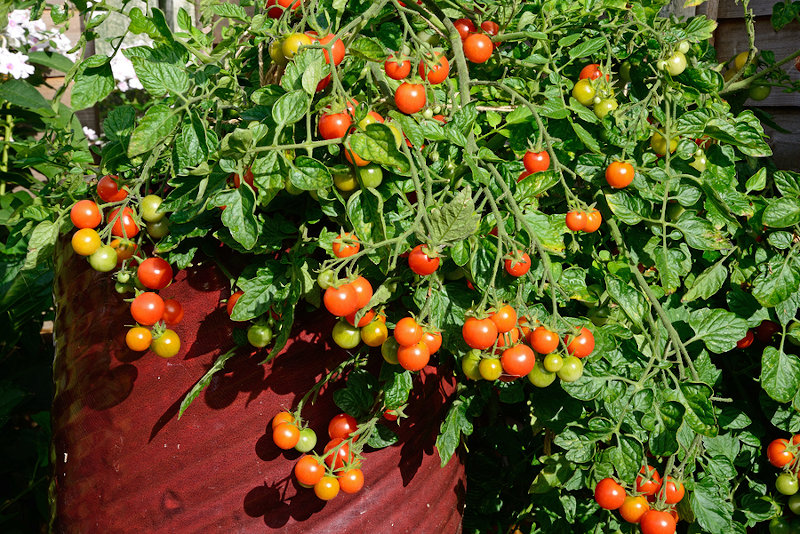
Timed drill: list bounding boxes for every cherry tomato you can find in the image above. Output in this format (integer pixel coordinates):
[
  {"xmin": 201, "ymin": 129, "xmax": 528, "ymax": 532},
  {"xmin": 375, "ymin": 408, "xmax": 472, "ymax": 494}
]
[
  {"xmin": 462, "ymin": 350, "xmax": 483, "ymax": 380},
  {"xmin": 557, "ymin": 356, "xmax": 584, "ymax": 382},
  {"xmin": 395, "ymin": 82, "xmax": 426, "ymax": 114},
  {"xmin": 565, "ymin": 327, "xmax": 595, "ymax": 358},
  {"xmin": 463, "ymin": 33, "xmax": 493, "ymax": 63},
  {"xmin": 422, "ymin": 330, "xmax": 442, "ymax": 355},
  {"xmin": 594, "ymin": 478, "xmax": 626, "ymax": 510},
  {"xmin": 385, "ymin": 54, "xmax": 411, "ymax": 80},
  {"xmin": 266, "ymin": 0, "xmax": 301, "ymax": 18},
  {"xmin": 319, "ymin": 34, "xmax": 345, "ymax": 66},
  {"xmin": 340, "ymin": 468, "xmax": 364, "ymax": 494},
  {"xmin": 619, "ymin": 495, "xmax": 650, "ymax": 523},
  {"xmin": 523, "ymin": 150, "xmax": 550, "ymax": 173},
  {"xmin": 530, "ymin": 326, "xmax": 559, "ymax": 354},
  {"xmin": 269, "ymin": 38, "xmax": 286, "ymax": 65},
  {"xmin": 543, "ymin": 353, "xmax": 564, "ymax": 372},
  {"xmin": 108, "ymin": 206, "xmax": 139, "ymax": 238},
  {"xmin": 248, "ymin": 324, "xmax": 273, "ymax": 348},
  {"xmin": 347, "ymin": 308, "xmax": 376, "ymax": 328},
  {"xmin": 663, "ymin": 476, "xmax": 685, "ymax": 504},
  {"xmin": 501, "ymin": 344, "xmax": 536, "ymax": 376},
  {"xmin": 295, "ymin": 455, "xmax": 324, "ymax": 487},
  {"xmin": 146, "ymin": 219, "xmax": 169, "ymax": 239},
  {"xmin": 333, "ymin": 232, "xmax": 360, "ymax": 258},
  {"xmin": 332, "ymin": 319, "xmax": 360, "ymax": 349},
  {"xmin": 137, "ymin": 257, "xmax": 173, "ymax": 290},
  {"xmin": 394, "ymin": 316, "xmax": 423, "ymax": 347},
  {"xmin": 381, "ymin": 338, "xmax": 400, "ymax": 365},
  {"xmin": 71, "ymin": 228, "xmax": 102, "ymax": 256},
  {"xmin": 757, "ymin": 320, "xmax": 780, "ymax": 343},
  {"xmin": 479, "ymin": 357, "xmax": 503, "ymax": 380},
  {"xmin": 110, "ymin": 239, "xmax": 137, "ymax": 262},
  {"xmin": 572, "ymin": 79, "xmax": 596, "ymax": 106},
  {"xmin": 397, "ymin": 341, "xmax": 431, "ymax": 371},
  {"xmin": 594, "ymin": 98, "xmax": 618, "ymax": 119},
  {"xmin": 663, "ymin": 51, "xmax": 687, "ymax": 76},
  {"xmin": 453, "ymin": 18, "xmax": 476, "ymax": 40},
  {"xmin": 769, "ymin": 517, "xmax": 792, "ymax": 534},
  {"xmin": 323, "ymin": 438, "xmax": 352, "ymax": 469},
  {"xmin": 735, "ymin": 329, "xmax": 755, "ymax": 349},
  {"xmin": 96, "ymin": 175, "xmax": 128, "ymax": 202},
  {"xmin": 565, "ymin": 211, "xmax": 587, "ymax": 232},
  {"xmin": 505, "ymin": 252, "xmax": 531, "ymax": 277},
  {"xmin": 584, "ymin": 209, "xmax": 602, "ymax": 232},
  {"xmin": 463, "ymin": 317, "xmax": 499, "ymax": 350},
  {"xmin": 635, "ymin": 466, "xmax": 663, "ymax": 496},
  {"xmin": 651, "ymin": 131, "xmax": 677, "ymax": 156},
  {"xmin": 282, "ymin": 33, "xmax": 312, "ymax": 59},
  {"xmin": 334, "ymin": 168, "xmax": 359, "ymax": 190},
  {"xmin": 70, "ymin": 200, "xmax": 102, "ymax": 229},
  {"xmin": 314, "ymin": 476, "xmax": 340, "ymax": 500},
  {"xmin": 131, "ymin": 292, "xmax": 165, "ymax": 325},
  {"xmin": 490, "ymin": 304, "xmax": 517, "ymax": 333},
  {"xmin": 480, "ymin": 21, "xmax": 499, "ymax": 38},
  {"xmin": 151, "ymin": 329, "xmax": 180, "ymax": 358},
  {"xmin": 579, "ymin": 63, "xmax": 604, "ymax": 80},
  {"xmin": 528, "ymin": 361, "xmax": 557, "ymax": 387},
  {"xmin": 140, "ymin": 194, "xmax": 165, "ymax": 223},
  {"xmin": 767, "ymin": 438, "xmax": 795, "ymax": 467},
  {"xmin": 495, "ymin": 328, "xmax": 520, "ymax": 352},
  {"xmin": 605, "ymin": 161, "xmax": 635, "ymax": 189},
  {"xmin": 273, "ymin": 422, "xmax": 301, "ymax": 450},
  {"xmin": 419, "ymin": 53, "xmax": 450, "ymax": 84},
  {"xmin": 232, "ymin": 168, "xmax": 254, "ymax": 188},
  {"xmin": 86, "ymin": 246, "xmax": 119, "ymax": 272},
  {"xmin": 162, "ymin": 299, "xmax": 184, "ymax": 325},
  {"xmin": 319, "ymin": 112, "xmax": 352, "ymax": 140},
  {"xmin": 126, "ymin": 326, "xmax": 152, "ymax": 352},
  {"xmin": 361, "ymin": 320, "xmax": 388, "ymax": 347},
  {"xmin": 324, "ymin": 284, "xmax": 359, "ymax": 317},
  {"xmin": 789, "ymin": 494, "xmax": 800, "ymax": 515},
  {"xmin": 328, "ymin": 413, "xmax": 358, "ymax": 439},
  {"xmin": 272, "ymin": 411, "xmax": 294, "ymax": 429},
  {"xmin": 408, "ymin": 244, "xmax": 440, "ymax": 275},
  {"xmin": 350, "ymin": 276, "xmax": 373, "ymax": 309},
  {"xmin": 383, "ymin": 409, "xmax": 399, "ymax": 421},
  {"xmin": 227, "ymin": 291, "xmax": 244, "ymax": 317},
  {"xmin": 357, "ymin": 164, "xmax": 383, "ymax": 188},
  {"xmin": 639, "ymin": 509, "xmax": 677, "ymax": 534}
]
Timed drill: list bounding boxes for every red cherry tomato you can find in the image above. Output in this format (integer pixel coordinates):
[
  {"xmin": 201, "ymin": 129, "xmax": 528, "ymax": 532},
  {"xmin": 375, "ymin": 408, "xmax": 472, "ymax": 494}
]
[
  {"xmin": 70, "ymin": 200, "xmax": 102, "ymax": 229},
  {"xmin": 319, "ymin": 34, "xmax": 345, "ymax": 66},
  {"xmin": 108, "ymin": 206, "xmax": 139, "ymax": 238},
  {"xmin": 349, "ymin": 276, "xmax": 373, "ymax": 309},
  {"xmin": 756, "ymin": 320, "xmax": 780, "ymax": 343},
  {"xmin": 579, "ymin": 63, "xmax": 607, "ymax": 81},
  {"xmin": 605, "ymin": 161, "xmax": 635, "ymax": 189},
  {"xmin": 339, "ymin": 468, "xmax": 364, "ymax": 493},
  {"xmin": 394, "ymin": 316, "xmax": 423, "ymax": 347},
  {"xmin": 332, "ymin": 232, "xmax": 360, "ymax": 258},
  {"xmin": 480, "ymin": 21, "xmax": 499, "ymax": 38},
  {"xmin": 566, "ymin": 211, "xmax": 587, "ymax": 232},
  {"xmin": 295, "ymin": 455, "xmax": 324, "ymax": 487},
  {"xmin": 737, "ymin": 329, "xmax": 754, "ymax": 348},
  {"xmin": 453, "ymin": 18, "xmax": 476, "ymax": 40},
  {"xmin": 385, "ymin": 54, "xmax": 412, "ymax": 80},
  {"xmin": 96, "ymin": 175, "xmax": 128, "ymax": 202},
  {"xmin": 324, "ymin": 285, "xmax": 359, "ymax": 317},
  {"xmin": 584, "ymin": 209, "xmax": 602, "ymax": 233},
  {"xmin": 663, "ymin": 476, "xmax": 685, "ymax": 504},
  {"xmin": 319, "ymin": 112, "xmax": 352, "ymax": 140},
  {"xmin": 501, "ymin": 344, "xmax": 536, "ymax": 376},
  {"xmin": 639, "ymin": 510, "xmax": 677, "ymax": 534},
  {"xmin": 767, "ymin": 438, "xmax": 794, "ymax": 467},
  {"xmin": 530, "ymin": 326, "xmax": 559, "ymax": 354},
  {"xmin": 162, "ymin": 299, "xmax": 184, "ymax": 325},
  {"xmin": 232, "ymin": 168, "xmax": 254, "ymax": 188},
  {"xmin": 523, "ymin": 150, "xmax": 550, "ymax": 173},
  {"xmin": 635, "ymin": 466, "xmax": 663, "ymax": 497},
  {"xmin": 397, "ymin": 341, "xmax": 431, "ymax": 371},
  {"xmin": 328, "ymin": 413, "xmax": 358, "ymax": 439},
  {"xmin": 565, "ymin": 327, "xmax": 595, "ymax": 358},
  {"xmin": 227, "ymin": 291, "xmax": 244, "ymax": 317},
  {"xmin": 273, "ymin": 422, "xmax": 300, "ymax": 449},
  {"xmin": 594, "ymin": 478, "xmax": 626, "ymax": 510},
  {"xmin": 130, "ymin": 292, "xmax": 165, "ymax": 326},
  {"xmin": 462, "ymin": 317, "xmax": 498, "ymax": 350},
  {"xmin": 137, "ymin": 257, "xmax": 173, "ymax": 290},
  {"xmin": 463, "ymin": 33, "xmax": 493, "ymax": 63},
  {"xmin": 395, "ymin": 82, "xmax": 426, "ymax": 114},
  {"xmin": 419, "ymin": 53, "xmax": 450, "ymax": 85},
  {"xmin": 408, "ymin": 244, "xmax": 440, "ymax": 275},
  {"xmin": 490, "ymin": 304, "xmax": 518, "ymax": 333},
  {"xmin": 266, "ymin": 0, "xmax": 300, "ymax": 18},
  {"xmin": 323, "ymin": 438, "xmax": 352, "ymax": 470},
  {"xmin": 505, "ymin": 252, "xmax": 531, "ymax": 277},
  {"xmin": 422, "ymin": 330, "xmax": 442, "ymax": 355}
]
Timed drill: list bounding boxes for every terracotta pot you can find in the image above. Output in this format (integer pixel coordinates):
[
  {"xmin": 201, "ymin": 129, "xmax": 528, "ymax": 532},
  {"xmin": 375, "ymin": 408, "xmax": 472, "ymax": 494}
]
[{"xmin": 52, "ymin": 246, "xmax": 465, "ymax": 533}]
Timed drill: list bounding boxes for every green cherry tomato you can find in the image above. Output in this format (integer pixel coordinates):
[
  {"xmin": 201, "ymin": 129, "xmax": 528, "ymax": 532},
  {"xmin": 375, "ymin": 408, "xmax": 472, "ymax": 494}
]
[
  {"xmin": 462, "ymin": 350, "xmax": 483, "ymax": 380},
  {"xmin": 332, "ymin": 319, "xmax": 361, "ymax": 349},
  {"xmin": 619, "ymin": 61, "xmax": 632, "ymax": 83},
  {"xmin": 88, "ymin": 245, "xmax": 118, "ymax": 272},
  {"xmin": 543, "ymin": 353, "xmax": 564, "ymax": 373},
  {"xmin": 285, "ymin": 177, "xmax": 303, "ymax": 195},
  {"xmin": 557, "ymin": 356, "xmax": 584, "ymax": 382},
  {"xmin": 689, "ymin": 153, "xmax": 707, "ymax": 172},
  {"xmin": 146, "ymin": 219, "xmax": 170, "ymax": 239},
  {"xmin": 115, "ymin": 281, "xmax": 133, "ymax": 294},
  {"xmin": 665, "ymin": 51, "xmax": 687, "ymax": 76},
  {"xmin": 269, "ymin": 38, "xmax": 287, "ymax": 65},
  {"xmin": 789, "ymin": 494, "xmax": 800, "ymax": 515},
  {"xmin": 248, "ymin": 324, "xmax": 274, "ymax": 348},
  {"xmin": 317, "ymin": 269, "xmax": 335, "ymax": 289},
  {"xmin": 479, "ymin": 358, "xmax": 503, "ymax": 381},
  {"xmin": 381, "ymin": 337, "xmax": 400, "ymax": 365},
  {"xmin": 748, "ymin": 84, "xmax": 772, "ymax": 101},
  {"xmin": 677, "ymin": 40, "xmax": 691, "ymax": 54},
  {"xmin": 770, "ymin": 518, "xmax": 792, "ymax": 534},
  {"xmin": 527, "ymin": 361, "xmax": 556, "ymax": 387},
  {"xmin": 295, "ymin": 428, "xmax": 317, "ymax": 453},
  {"xmin": 593, "ymin": 98, "xmax": 618, "ymax": 119},
  {"xmin": 140, "ymin": 194, "xmax": 165, "ymax": 223},
  {"xmin": 357, "ymin": 165, "xmax": 383, "ymax": 188},
  {"xmin": 777, "ymin": 472, "xmax": 799, "ymax": 496},
  {"xmin": 572, "ymin": 79, "xmax": 596, "ymax": 106},
  {"xmin": 334, "ymin": 170, "xmax": 358, "ymax": 192}
]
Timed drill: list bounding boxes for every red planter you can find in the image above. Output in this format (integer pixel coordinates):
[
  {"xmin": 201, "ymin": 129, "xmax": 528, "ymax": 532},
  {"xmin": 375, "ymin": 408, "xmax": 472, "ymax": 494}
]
[{"xmin": 52, "ymin": 248, "xmax": 465, "ymax": 533}]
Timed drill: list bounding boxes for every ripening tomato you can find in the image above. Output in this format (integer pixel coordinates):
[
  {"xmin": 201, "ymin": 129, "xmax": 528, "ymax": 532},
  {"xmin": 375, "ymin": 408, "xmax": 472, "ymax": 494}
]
[
  {"xmin": 97, "ymin": 175, "xmax": 128, "ymax": 202},
  {"xmin": 501, "ymin": 344, "xmax": 536, "ymax": 376},
  {"xmin": 394, "ymin": 316, "xmax": 423, "ymax": 347},
  {"xmin": 137, "ymin": 257, "xmax": 173, "ymax": 290},
  {"xmin": 323, "ymin": 438, "xmax": 352, "ymax": 470},
  {"xmin": 282, "ymin": 33, "xmax": 312, "ymax": 59},
  {"xmin": 635, "ymin": 466, "xmax": 663, "ymax": 496},
  {"xmin": 565, "ymin": 211, "xmax": 587, "ymax": 232},
  {"xmin": 272, "ymin": 411, "xmax": 295, "ymax": 430},
  {"xmin": 357, "ymin": 111, "xmax": 384, "ymax": 129},
  {"xmin": 108, "ymin": 206, "xmax": 139, "ymax": 238},
  {"xmin": 530, "ymin": 326, "xmax": 559, "ymax": 354},
  {"xmin": 381, "ymin": 338, "xmax": 400, "ymax": 365},
  {"xmin": 126, "ymin": 326, "xmax": 152, "ymax": 352},
  {"xmin": 324, "ymin": 284, "xmax": 359, "ymax": 317},
  {"xmin": 505, "ymin": 252, "xmax": 531, "ymax": 277},
  {"xmin": 314, "ymin": 476, "xmax": 340, "ymax": 500},
  {"xmin": 395, "ymin": 83, "xmax": 426, "ymax": 114},
  {"xmin": 605, "ymin": 161, "xmax": 635, "ymax": 189},
  {"xmin": 385, "ymin": 54, "xmax": 411, "ymax": 80},
  {"xmin": 151, "ymin": 329, "xmax": 181, "ymax": 358},
  {"xmin": 349, "ymin": 276, "xmax": 373, "ymax": 310},
  {"xmin": 523, "ymin": 150, "xmax": 550, "ymax": 173},
  {"xmin": 227, "ymin": 291, "xmax": 244, "ymax": 317},
  {"xmin": 110, "ymin": 238, "xmax": 137, "ymax": 262},
  {"xmin": 162, "ymin": 299, "xmax": 184, "ymax": 325},
  {"xmin": 480, "ymin": 20, "xmax": 499, "ymax": 37},
  {"xmin": 232, "ymin": 168, "xmax": 254, "ymax": 188},
  {"xmin": 490, "ymin": 304, "xmax": 517, "ymax": 333},
  {"xmin": 584, "ymin": 209, "xmax": 602, "ymax": 232},
  {"xmin": 767, "ymin": 438, "xmax": 794, "ymax": 467},
  {"xmin": 663, "ymin": 476, "xmax": 685, "ymax": 504},
  {"xmin": 419, "ymin": 53, "xmax": 450, "ymax": 84},
  {"xmin": 619, "ymin": 495, "xmax": 650, "ymax": 523},
  {"xmin": 579, "ymin": 63, "xmax": 605, "ymax": 80},
  {"xmin": 333, "ymin": 232, "xmax": 360, "ymax": 258},
  {"xmin": 70, "ymin": 200, "xmax": 102, "ymax": 229},
  {"xmin": 266, "ymin": 0, "xmax": 301, "ymax": 18},
  {"xmin": 495, "ymin": 328, "xmax": 520, "ymax": 352},
  {"xmin": 594, "ymin": 478, "xmax": 626, "ymax": 510},
  {"xmin": 347, "ymin": 308, "xmax": 376, "ymax": 328},
  {"xmin": 273, "ymin": 422, "xmax": 301, "ymax": 449},
  {"xmin": 572, "ymin": 79, "xmax": 596, "ymax": 106},
  {"xmin": 328, "ymin": 413, "xmax": 358, "ymax": 439},
  {"xmin": 319, "ymin": 112, "xmax": 352, "ymax": 140},
  {"xmin": 71, "ymin": 228, "xmax": 102, "ymax": 256},
  {"xmin": 397, "ymin": 341, "xmax": 431, "ymax": 371},
  {"xmin": 478, "ymin": 357, "xmax": 503, "ymax": 381},
  {"xmin": 361, "ymin": 320, "xmax": 389, "ymax": 347},
  {"xmin": 565, "ymin": 327, "xmax": 595, "ymax": 358},
  {"xmin": 344, "ymin": 140, "xmax": 370, "ymax": 167},
  {"xmin": 461, "ymin": 350, "xmax": 483, "ymax": 380},
  {"xmin": 737, "ymin": 329, "xmax": 754, "ymax": 348},
  {"xmin": 639, "ymin": 510, "xmax": 677, "ymax": 534},
  {"xmin": 463, "ymin": 33, "xmax": 493, "ymax": 63},
  {"xmin": 332, "ymin": 319, "xmax": 360, "ymax": 349},
  {"xmin": 422, "ymin": 330, "xmax": 442, "ymax": 355},
  {"xmin": 340, "ymin": 468, "xmax": 365, "ymax": 494},
  {"xmin": 453, "ymin": 18, "xmax": 476, "ymax": 40},
  {"xmin": 318, "ymin": 34, "xmax": 345, "ymax": 65},
  {"xmin": 463, "ymin": 317, "xmax": 498, "ymax": 350},
  {"xmin": 295, "ymin": 455, "xmax": 324, "ymax": 487},
  {"xmin": 408, "ymin": 244, "xmax": 440, "ymax": 275},
  {"xmin": 131, "ymin": 292, "xmax": 165, "ymax": 326}
]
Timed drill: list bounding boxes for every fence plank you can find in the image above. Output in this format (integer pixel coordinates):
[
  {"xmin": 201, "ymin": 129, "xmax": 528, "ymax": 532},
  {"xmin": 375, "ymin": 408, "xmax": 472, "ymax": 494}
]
[{"xmin": 717, "ymin": 0, "xmax": 776, "ymax": 18}]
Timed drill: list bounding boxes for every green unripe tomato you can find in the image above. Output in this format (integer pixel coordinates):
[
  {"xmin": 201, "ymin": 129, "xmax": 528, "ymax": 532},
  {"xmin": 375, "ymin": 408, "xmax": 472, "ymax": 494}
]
[
  {"xmin": 88, "ymin": 245, "xmax": 118, "ymax": 272},
  {"xmin": 748, "ymin": 84, "xmax": 771, "ymax": 101},
  {"xmin": 557, "ymin": 356, "xmax": 584, "ymax": 382},
  {"xmin": 116, "ymin": 271, "xmax": 131, "ymax": 284},
  {"xmin": 665, "ymin": 51, "xmax": 687, "ymax": 76},
  {"xmin": 381, "ymin": 337, "xmax": 400, "ymax": 365},
  {"xmin": 777, "ymin": 472, "xmax": 799, "ymax": 496},
  {"xmin": 478, "ymin": 358, "xmax": 503, "ymax": 381},
  {"xmin": 333, "ymin": 170, "xmax": 358, "ymax": 192},
  {"xmin": 543, "ymin": 353, "xmax": 564, "ymax": 373},
  {"xmin": 619, "ymin": 61, "xmax": 632, "ymax": 83},
  {"xmin": 789, "ymin": 494, "xmax": 800, "ymax": 515},
  {"xmin": 572, "ymin": 79, "xmax": 596, "ymax": 106},
  {"xmin": 282, "ymin": 33, "xmax": 312, "ymax": 60},
  {"xmin": 650, "ymin": 131, "xmax": 677, "ymax": 156},
  {"xmin": 294, "ymin": 428, "xmax": 317, "ymax": 453},
  {"xmin": 593, "ymin": 98, "xmax": 618, "ymax": 119},
  {"xmin": 285, "ymin": 177, "xmax": 303, "ymax": 195},
  {"xmin": 332, "ymin": 319, "xmax": 361, "ymax": 349},
  {"xmin": 317, "ymin": 269, "xmax": 335, "ymax": 289},
  {"xmin": 677, "ymin": 40, "xmax": 691, "ymax": 54},
  {"xmin": 146, "ymin": 219, "xmax": 170, "ymax": 239},
  {"xmin": 528, "ymin": 361, "xmax": 556, "ymax": 387},
  {"xmin": 269, "ymin": 39, "xmax": 287, "ymax": 65},
  {"xmin": 689, "ymin": 153, "xmax": 707, "ymax": 172},
  {"xmin": 787, "ymin": 321, "xmax": 800, "ymax": 347},
  {"xmin": 385, "ymin": 122, "xmax": 403, "ymax": 149},
  {"xmin": 357, "ymin": 165, "xmax": 383, "ymax": 188},
  {"xmin": 770, "ymin": 518, "xmax": 792, "ymax": 534},
  {"xmin": 140, "ymin": 194, "xmax": 165, "ymax": 223},
  {"xmin": 462, "ymin": 350, "xmax": 483, "ymax": 380},
  {"xmin": 115, "ymin": 281, "xmax": 132, "ymax": 294},
  {"xmin": 734, "ymin": 50, "xmax": 751, "ymax": 71},
  {"xmin": 248, "ymin": 324, "xmax": 273, "ymax": 348},
  {"xmin": 422, "ymin": 108, "xmax": 434, "ymax": 120}
]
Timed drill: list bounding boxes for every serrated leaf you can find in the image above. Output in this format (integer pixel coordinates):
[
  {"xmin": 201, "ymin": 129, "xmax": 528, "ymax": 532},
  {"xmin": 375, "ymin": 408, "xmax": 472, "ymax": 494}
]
[
  {"xmin": 688, "ymin": 308, "xmax": 748, "ymax": 353},
  {"xmin": 349, "ymin": 124, "xmax": 409, "ymax": 172},
  {"xmin": 683, "ymin": 262, "xmax": 727, "ymax": 302},
  {"xmin": 762, "ymin": 346, "xmax": 800, "ymax": 403},
  {"xmin": 690, "ymin": 477, "xmax": 735, "ymax": 533},
  {"xmin": 436, "ymin": 396, "xmax": 475, "ymax": 467},
  {"xmin": 605, "ymin": 276, "xmax": 647, "ymax": 330},
  {"xmin": 128, "ymin": 104, "xmax": 181, "ymax": 157},
  {"xmin": 179, "ymin": 350, "xmax": 236, "ymax": 418},
  {"xmin": 272, "ymin": 90, "xmax": 309, "ymax": 125},
  {"xmin": 220, "ymin": 184, "xmax": 259, "ymax": 249},
  {"xmin": 428, "ymin": 189, "xmax": 479, "ymax": 245},
  {"xmin": 678, "ymin": 382, "xmax": 718, "ymax": 437},
  {"xmin": 752, "ymin": 256, "xmax": 800, "ymax": 308}
]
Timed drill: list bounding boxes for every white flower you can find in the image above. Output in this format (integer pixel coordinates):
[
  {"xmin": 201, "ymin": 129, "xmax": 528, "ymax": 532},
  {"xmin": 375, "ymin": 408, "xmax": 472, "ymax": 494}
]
[
  {"xmin": 110, "ymin": 52, "xmax": 143, "ymax": 92},
  {"xmin": 0, "ymin": 47, "xmax": 34, "ymax": 79},
  {"xmin": 82, "ymin": 126, "xmax": 98, "ymax": 141}
]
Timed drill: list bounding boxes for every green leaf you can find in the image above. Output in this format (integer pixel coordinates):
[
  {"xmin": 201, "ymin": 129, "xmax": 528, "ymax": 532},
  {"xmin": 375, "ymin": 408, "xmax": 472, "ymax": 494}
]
[
  {"xmin": 26, "ymin": 51, "xmax": 74, "ymax": 73},
  {"xmin": 605, "ymin": 276, "xmax": 647, "ymax": 330},
  {"xmin": 365, "ymin": 424, "xmax": 399, "ymax": 448},
  {"xmin": 522, "ymin": 210, "xmax": 565, "ymax": 254},
  {"xmin": 348, "ymin": 37, "xmax": 386, "ymax": 62},
  {"xmin": 382, "ymin": 367, "xmax": 413, "ymax": 409},
  {"xmin": 674, "ymin": 211, "xmax": 731, "ymax": 250},
  {"xmin": 611, "ymin": 435, "xmax": 643, "ymax": 483},
  {"xmin": 570, "ymin": 121, "xmax": 601, "ymax": 152},
  {"xmin": 761, "ymin": 346, "xmax": 800, "ymax": 403},
  {"xmin": 349, "ymin": 124, "xmax": 409, "ymax": 172},
  {"xmin": 746, "ymin": 168, "xmax": 767, "ymax": 192},
  {"xmin": 281, "ymin": 48, "xmax": 326, "ymax": 95},
  {"xmin": 678, "ymin": 382, "xmax": 718, "ymax": 437},
  {"xmin": 568, "ymin": 36, "xmax": 605, "ymax": 59},
  {"xmin": 128, "ymin": 104, "xmax": 181, "ymax": 157},
  {"xmin": 71, "ymin": 56, "xmax": 114, "ymax": 110},
  {"xmin": 129, "ymin": 55, "xmax": 190, "ymax": 96},
  {"xmin": 103, "ymin": 105, "xmax": 136, "ymax": 142},
  {"xmin": 774, "ymin": 171, "xmax": 800, "ymax": 198},
  {"xmin": 289, "ymin": 156, "xmax": 332, "ymax": 190},
  {"xmin": 605, "ymin": 191, "xmax": 649, "ymax": 225},
  {"xmin": 220, "ymin": 184, "xmax": 259, "ymax": 249},
  {"xmin": 272, "ymin": 90, "xmax": 309, "ymax": 125},
  {"xmin": 688, "ymin": 308, "xmax": 748, "ymax": 354},
  {"xmin": 529, "ymin": 454, "xmax": 575, "ymax": 494},
  {"xmin": 763, "ymin": 198, "xmax": 800, "ymax": 228},
  {"xmin": 690, "ymin": 477, "xmax": 734, "ymax": 533},
  {"xmin": 0, "ymin": 79, "xmax": 51, "ymax": 111},
  {"xmin": 436, "ymin": 395, "xmax": 475, "ymax": 467},
  {"xmin": 128, "ymin": 7, "xmax": 160, "ymax": 37},
  {"xmin": 333, "ymin": 370, "xmax": 376, "ymax": 419},
  {"xmin": 752, "ymin": 256, "xmax": 800, "ymax": 308},
  {"xmin": 347, "ymin": 188, "xmax": 387, "ymax": 245},
  {"xmin": 428, "ymin": 189, "xmax": 480, "ymax": 245},
  {"xmin": 179, "ymin": 350, "xmax": 236, "ymax": 418},
  {"xmin": 231, "ymin": 263, "xmax": 284, "ymax": 321},
  {"xmin": 23, "ymin": 220, "xmax": 58, "ymax": 270},
  {"xmin": 210, "ymin": 3, "xmax": 248, "ymax": 20},
  {"xmin": 683, "ymin": 262, "xmax": 727, "ymax": 302}
]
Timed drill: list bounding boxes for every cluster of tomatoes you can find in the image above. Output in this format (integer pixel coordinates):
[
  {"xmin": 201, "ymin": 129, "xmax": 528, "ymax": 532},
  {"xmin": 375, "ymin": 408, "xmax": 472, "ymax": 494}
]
[
  {"xmin": 271, "ymin": 410, "xmax": 365, "ymax": 501},
  {"xmin": 571, "ymin": 63, "xmax": 618, "ymax": 120},
  {"xmin": 764, "ymin": 436, "xmax": 800, "ymax": 533},
  {"xmin": 594, "ymin": 467, "xmax": 685, "ymax": 534},
  {"xmin": 69, "ymin": 176, "xmax": 182, "ymax": 358}
]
